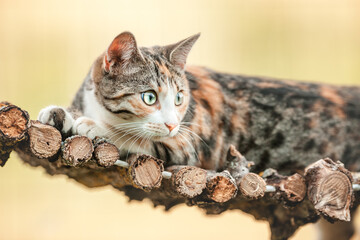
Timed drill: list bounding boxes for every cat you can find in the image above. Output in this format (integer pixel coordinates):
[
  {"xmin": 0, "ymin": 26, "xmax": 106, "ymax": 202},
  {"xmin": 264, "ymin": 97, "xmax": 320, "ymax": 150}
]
[
  {"xmin": 38, "ymin": 31, "xmax": 360, "ymax": 174},
  {"xmin": 38, "ymin": 31, "xmax": 360, "ymax": 240}
]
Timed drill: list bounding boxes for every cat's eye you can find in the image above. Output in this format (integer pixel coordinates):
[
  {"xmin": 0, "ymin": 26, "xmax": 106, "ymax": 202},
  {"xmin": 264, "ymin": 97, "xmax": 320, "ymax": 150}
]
[
  {"xmin": 141, "ymin": 91, "xmax": 157, "ymax": 105},
  {"xmin": 175, "ymin": 92, "xmax": 184, "ymax": 106}
]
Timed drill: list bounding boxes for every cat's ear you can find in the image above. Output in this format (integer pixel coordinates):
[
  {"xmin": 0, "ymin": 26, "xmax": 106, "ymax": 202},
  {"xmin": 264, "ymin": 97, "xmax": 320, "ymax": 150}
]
[
  {"xmin": 164, "ymin": 33, "xmax": 200, "ymax": 70},
  {"xmin": 104, "ymin": 32, "xmax": 144, "ymax": 74}
]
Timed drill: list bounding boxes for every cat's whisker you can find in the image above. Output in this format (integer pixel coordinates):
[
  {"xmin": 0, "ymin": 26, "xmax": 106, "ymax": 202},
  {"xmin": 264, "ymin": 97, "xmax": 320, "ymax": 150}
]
[
  {"xmin": 106, "ymin": 126, "xmax": 141, "ymax": 139},
  {"xmin": 113, "ymin": 128, "xmax": 142, "ymax": 146},
  {"xmin": 179, "ymin": 125, "xmax": 210, "ymax": 150},
  {"xmin": 109, "ymin": 127, "xmax": 141, "ymax": 142},
  {"xmin": 180, "ymin": 122, "xmax": 201, "ymax": 127},
  {"xmin": 126, "ymin": 131, "xmax": 146, "ymax": 160},
  {"xmin": 136, "ymin": 132, "xmax": 152, "ymax": 153},
  {"xmin": 178, "ymin": 131, "xmax": 199, "ymax": 162},
  {"xmin": 117, "ymin": 130, "xmax": 143, "ymax": 155},
  {"xmin": 104, "ymin": 123, "xmax": 142, "ymax": 136}
]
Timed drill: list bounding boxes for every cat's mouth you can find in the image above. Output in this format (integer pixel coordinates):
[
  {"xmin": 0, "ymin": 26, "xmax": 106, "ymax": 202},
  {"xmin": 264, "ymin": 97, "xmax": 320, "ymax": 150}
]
[
  {"xmin": 149, "ymin": 131, "xmax": 179, "ymax": 142},
  {"xmin": 144, "ymin": 123, "xmax": 179, "ymax": 139}
]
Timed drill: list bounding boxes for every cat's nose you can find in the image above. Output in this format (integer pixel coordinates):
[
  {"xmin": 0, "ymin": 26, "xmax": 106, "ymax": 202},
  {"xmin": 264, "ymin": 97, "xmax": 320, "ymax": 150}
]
[{"xmin": 165, "ymin": 123, "xmax": 177, "ymax": 132}]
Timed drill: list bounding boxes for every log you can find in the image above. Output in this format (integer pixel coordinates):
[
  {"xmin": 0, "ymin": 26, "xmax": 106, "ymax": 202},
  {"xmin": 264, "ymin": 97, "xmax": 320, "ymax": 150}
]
[
  {"xmin": 224, "ymin": 145, "xmax": 266, "ymax": 199},
  {"xmin": 93, "ymin": 138, "xmax": 119, "ymax": 167},
  {"xmin": 127, "ymin": 154, "xmax": 164, "ymax": 191},
  {"xmin": 239, "ymin": 173, "xmax": 266, "ymax": 199},
  {"xmin": 0, "ymin": 102, "xmax": 30, "ymax": 166},
  {"xmin": 206, "ymin": 170, "xmax": 238, "ymax": 203},
  {"xmin": 305, "ymin": 158, "xmax": 353, "ymax": 221},
  {"xmin": 27, "ymin": 120, "xmax": 62, "ymax": 159},
  {"xmin": 264, "ymin": 169, "xmax": 306, "ymax": 204},
  {"xmin": 4, "ymin": 102, "xmax": 360, "ymax": 240},
  {"xmin": 166, "ymin": 165, "xmax": 207, "ymax": 198},
  {"xmin": 224, "ymin": 145, "xmax": 254, "ymax": 184},
  {"xmin": 61, "ymin": 135, "xmax": 94, "ymax": 167}
]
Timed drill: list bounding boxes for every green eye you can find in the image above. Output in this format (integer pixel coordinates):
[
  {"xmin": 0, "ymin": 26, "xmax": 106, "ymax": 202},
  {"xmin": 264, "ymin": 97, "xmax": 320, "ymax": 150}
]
[
  {"xmin": 175, "ymin": 92, "xmax": 184, "ymax": 106},
  {"xmin": 141, "ymin": 91, "xmax": 157, "ymax": 105}
]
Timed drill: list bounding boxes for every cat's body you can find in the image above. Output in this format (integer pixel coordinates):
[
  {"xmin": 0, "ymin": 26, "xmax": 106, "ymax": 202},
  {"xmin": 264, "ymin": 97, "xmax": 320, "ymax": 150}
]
[
  {"xmin": 38, "ymin": 32, "xmax": 360, "ymax": 240},
  {"xmin": 39, "ymin": 32, "xmax": 360, "ymax": 174}
]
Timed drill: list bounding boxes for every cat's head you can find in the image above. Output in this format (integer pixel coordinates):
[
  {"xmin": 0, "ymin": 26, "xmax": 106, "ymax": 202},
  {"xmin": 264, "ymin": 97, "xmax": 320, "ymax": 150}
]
[{"xmin": 91, "ymin": 31, "xmax": 199, "ymax": 141}]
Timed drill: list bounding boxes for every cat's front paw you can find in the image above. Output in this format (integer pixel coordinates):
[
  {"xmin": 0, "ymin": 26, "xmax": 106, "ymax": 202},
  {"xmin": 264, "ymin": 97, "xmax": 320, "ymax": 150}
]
[
  {"xmin": 38, "ymin": 106, "xmax": 74, "ymax": 134},
  {"xmin": 72, "ymin": 116, "xmax": 105, "ymax": 139}
]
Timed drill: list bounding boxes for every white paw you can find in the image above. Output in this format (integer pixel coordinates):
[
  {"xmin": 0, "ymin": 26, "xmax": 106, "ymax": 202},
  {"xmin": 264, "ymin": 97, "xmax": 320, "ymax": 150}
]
[
  {"xmin": 72, "ymin": 116, "xmax": 105, "ymax": 139},
  {"xmin": 38, "ymin": 105, "xmax": 74, "ymax": 133}
]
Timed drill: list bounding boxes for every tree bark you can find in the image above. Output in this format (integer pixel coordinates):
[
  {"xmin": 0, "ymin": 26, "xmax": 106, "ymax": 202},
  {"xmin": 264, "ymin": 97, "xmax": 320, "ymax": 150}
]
[
  {"xmin": 0, "ymin": 102, "xmax": 30, "ymax": 166},
  {"xmin": 2, "ymin": 101, "xmax": 360, "ymax": 240}
]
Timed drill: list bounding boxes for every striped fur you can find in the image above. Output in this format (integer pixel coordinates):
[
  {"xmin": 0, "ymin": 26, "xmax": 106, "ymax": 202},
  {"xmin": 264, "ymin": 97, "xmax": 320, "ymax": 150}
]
[{"xmin": 39, "ymin": 32, "xmax": 360, "ymax": 173}]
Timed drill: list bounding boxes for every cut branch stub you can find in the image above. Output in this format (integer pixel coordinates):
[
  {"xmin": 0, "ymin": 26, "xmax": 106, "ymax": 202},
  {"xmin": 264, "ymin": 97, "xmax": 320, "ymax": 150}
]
[
  {"xmin": 264, "ymin": 169, "xmax": 306, "ymax": 204},
  {"xmin": 61, "ymin": 135, "xmax": 94, "ymax": 167},
  {"xmin": 167, "ymin": 165, "xmax": 207, "ymax": 198},
  {"xmin": 93, "ymin": 138, "xmax": 119, "ymax": 167},
  {"xmin": 305, "ymin": 158, "xmax": 353, "ymax": 221},
  {"xmin": 239, "ymin": 173, "xmax": 266, "ymax": 199},
  {"xmin": 280, "ymin": 174, "xmax": 306, "ymax": 203},
  {"xmin": 206, "ymin": 170, "xmax": 238, "ymax": 203},
  {"xmin": 224, "ymin": 145, "xmax": 254, "ymax": 184},
  {"xmin": 0, "ymin": 102, "xmax": 30, "ymax": 166},
  {"xmin": 127, "ymin": 154, "xmax": 164, "ymax": 191},
  {"xmin": 27, "ymin": 120, "xmax": 62, "ymax": 159}
]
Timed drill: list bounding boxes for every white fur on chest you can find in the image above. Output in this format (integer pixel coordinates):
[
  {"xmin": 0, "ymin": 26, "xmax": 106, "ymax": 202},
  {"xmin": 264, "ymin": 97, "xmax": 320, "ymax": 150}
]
[
  {"xmin": 83, "ymin": 89, "xmax": 153, "ymax": 156},
  {"xmin": 82, "ymin": 88, "xmax": 197, "ymax": 164}
]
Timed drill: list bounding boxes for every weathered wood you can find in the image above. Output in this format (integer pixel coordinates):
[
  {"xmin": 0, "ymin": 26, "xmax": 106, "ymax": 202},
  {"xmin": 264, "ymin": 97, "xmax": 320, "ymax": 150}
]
[
  {"xmin": 167, "ymin": 165, "xmax": 207, "ymax": 198},
  {"xmin": 239, "ymin": 173, "xmax": 266, "ymax": 199},
  {"xmin": 224, "ymin": 145, "xmax": 265, "ymax": 199},
  {"xmin": 4, "ymin": 101, "xmax": 360, "ymax": 240},
  {"xmin": 0, "ymin": 102, "xmax": 30, "ymax": 166},
  {"xmin": 206, "ymin": 170, "xmax": 238, "ymax": 203},
  {"xmin": 224, "ymin": 145, "xmax": 254, "ymax": 184},
  {"xmin": 61, "ymin": 135, "xmax": 94, "ymax": 167},
  {"xmin": 264, "ymin": 169, "xmax": 306, "ymax": 204},
  {"xmin": 27, "ymin": 120, "xmax": 62, "ymax": 159},
  {"xmin": 305, "ymin": 158, "xmax": 353, "ymax": 221},
  {"xmin": 127, "ymin": 154, "xmax": 164, "ymax": 191},
  {"xmin": 93, "ymin": 138, "xmax": 119, "ymax": 167}
]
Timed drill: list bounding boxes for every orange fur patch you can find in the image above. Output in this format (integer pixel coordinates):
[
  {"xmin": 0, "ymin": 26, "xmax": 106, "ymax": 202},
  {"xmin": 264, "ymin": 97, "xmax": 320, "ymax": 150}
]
[
  {"xmin": 320, "ymin": 86, "xmax": 345, "ymax": 106},
  {"xmin": 256, "ymin": 82, "xmax": 283, "ymax": 89},
  {"xmin": 189, "ymin": 68, "xmax": 224, "ymax": 118},
  {"xmin": 128, "ymin": 99, "xmax": 158, "ymax": 117},
  {"xmin": 313, "ymin": 99, "xmax": 345, "ymax": 119}
]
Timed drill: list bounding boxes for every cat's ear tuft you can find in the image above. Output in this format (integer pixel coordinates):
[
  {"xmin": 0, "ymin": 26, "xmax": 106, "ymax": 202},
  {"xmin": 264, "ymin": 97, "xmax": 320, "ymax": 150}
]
[
  {"xmin": 164, "ymin": 33, "xmax": 200, "ymax": 70},
  {"xmin": 104, "ymin": 32, "xmax": 144, "ymax": 74}
]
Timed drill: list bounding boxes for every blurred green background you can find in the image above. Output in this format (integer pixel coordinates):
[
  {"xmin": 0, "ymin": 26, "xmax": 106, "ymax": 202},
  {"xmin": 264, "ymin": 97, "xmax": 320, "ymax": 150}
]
[{"xmin": 1, "ymin": 0, "xmax": 360, "ymax": 239}]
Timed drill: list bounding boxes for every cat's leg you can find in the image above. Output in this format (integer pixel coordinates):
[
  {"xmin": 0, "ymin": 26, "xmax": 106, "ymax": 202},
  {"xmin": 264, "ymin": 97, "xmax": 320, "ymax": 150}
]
[
  {"xmin": 316, "ymin": 218, "xmax": 355, "ymax": 240},
  {"xmin": 38, "ymin": 105, "xmax": 74, "ymax": 135},
  {"xmin": 38, "ymin": 105, "xmax": 105, "ymax": 139},
  {"xmin": 72, "ymin": 116, "xmax": 105, "ymax": 139}
]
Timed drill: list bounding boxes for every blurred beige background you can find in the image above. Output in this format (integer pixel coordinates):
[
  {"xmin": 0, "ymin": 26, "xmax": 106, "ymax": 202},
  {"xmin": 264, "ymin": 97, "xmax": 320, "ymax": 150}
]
[{"xmin": 1, "ymin": 0, "xmax": 360, "ymax": 239}]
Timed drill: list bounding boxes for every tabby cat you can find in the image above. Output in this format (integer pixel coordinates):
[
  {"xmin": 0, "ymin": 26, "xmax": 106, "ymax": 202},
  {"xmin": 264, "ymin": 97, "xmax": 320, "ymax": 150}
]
[{"xmin": 38, "ymin": 31, "xmax": 360, "ymax": 174}]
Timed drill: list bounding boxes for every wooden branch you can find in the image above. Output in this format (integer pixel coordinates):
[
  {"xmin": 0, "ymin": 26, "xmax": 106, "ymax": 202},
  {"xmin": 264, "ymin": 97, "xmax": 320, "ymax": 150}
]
[
  {"xmin": 27, "ymin": 120, "xmax": 62, "ymax": 159},
  {"xmin": 239, "ymin": 173, "xmax": 266, "ymax": 199},
  {"xmin": 166, "ymin": 165, "xmax": 207, "ymax": 198},
  {"xmin": 264, "ymin": 169, "xmax": 307, "ymax": 204},
  {"xmin": 0, "ymin": 102, "xmax": 30, "ymax": 166},
  {"xmin": 206, "ymin": 170, "xmax": 238, "ymax": 203},
  {"xmin": 3, "ymin": 102, "xmax": 360, "ymax": 240},
  {"xmin": 127, "ymin": 154, "xmax": 164, "ymax": 191},
  {"xmin": 225, "ymin": 145, "xmax": 266, "ymax": 199},
  {"xmin": 305, "ymin": 158, "xmax": 353, "ymax": 221},
  {"xmin": 61, "ymin": 135, "xmax": 94, "ymax": 167},
  {"xmin": 93, "ymin": 138, "xmax": 119, "ymax": 167}
]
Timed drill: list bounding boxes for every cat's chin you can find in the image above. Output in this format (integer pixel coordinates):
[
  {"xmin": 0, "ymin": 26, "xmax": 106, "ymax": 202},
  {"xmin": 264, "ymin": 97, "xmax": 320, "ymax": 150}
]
[{"xmin": 151, "ymin": 134, "xmax": 177, "ymax": 142}]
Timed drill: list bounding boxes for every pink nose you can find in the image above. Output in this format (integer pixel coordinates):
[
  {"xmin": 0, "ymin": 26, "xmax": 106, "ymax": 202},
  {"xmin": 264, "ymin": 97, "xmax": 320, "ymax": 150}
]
[{"xmin": 165, "ymin": 123, "xmax": 177, "ymax": 132}]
